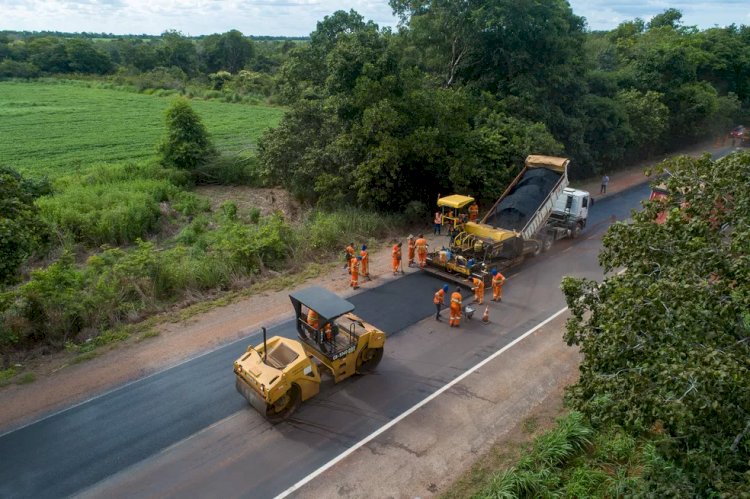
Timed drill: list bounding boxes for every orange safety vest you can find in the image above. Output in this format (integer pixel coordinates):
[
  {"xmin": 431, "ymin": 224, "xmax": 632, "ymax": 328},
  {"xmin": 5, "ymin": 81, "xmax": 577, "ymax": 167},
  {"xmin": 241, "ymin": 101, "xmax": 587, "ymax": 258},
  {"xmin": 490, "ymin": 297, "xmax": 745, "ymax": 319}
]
[
  {"xmin": 434, "ymin": 289, "xmax": 445, "ymax": 305},
  {"xmin": 492, "ymin": 272, "xmax": 506, "ymax": 287},
  {"xmin": 415, "ymin": 238, "xmax": 428, "ymax": 252},
  {"xmin": 392, "ymin": 244, "xmax": 401, "ymax": 260},
  {"xmin": 351, "ymin": 259, "xmax": 359, "ymax": 275},
  {"xmin": 473, "ymin": 277, "xmax": 483, "ymax": 290},
  {"xmin": 434, "ymin": 212, "xmax": 442, "ymax": 224},
  {"xmin": 469, "ymin": 203, "xmax": 479, "ymax": 220},
  {"xmin": 450, "ymin": 292, "xmax": 462, "ymax": 308},
  {"xmin": 345, "ymin": 244, "xmax": 355, "ymax": 259},
  {"xmin": 307, "ymin": 310, "xmax": 319, "ymax": 329}
]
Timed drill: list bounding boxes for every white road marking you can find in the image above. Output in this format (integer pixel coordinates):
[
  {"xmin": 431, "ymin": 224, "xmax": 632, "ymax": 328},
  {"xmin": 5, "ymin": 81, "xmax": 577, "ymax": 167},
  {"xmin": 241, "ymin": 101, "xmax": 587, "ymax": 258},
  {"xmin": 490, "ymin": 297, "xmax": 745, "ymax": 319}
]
[{"xmin": 274, "ymin": 306, "xmax": 570, "ymax": 499}]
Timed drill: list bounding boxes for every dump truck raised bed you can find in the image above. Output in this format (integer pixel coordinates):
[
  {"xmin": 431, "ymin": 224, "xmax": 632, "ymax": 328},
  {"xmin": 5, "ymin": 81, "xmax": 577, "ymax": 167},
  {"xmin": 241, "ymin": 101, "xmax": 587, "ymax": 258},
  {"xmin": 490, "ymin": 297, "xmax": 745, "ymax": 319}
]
[
  {"xmin": 233, "ymin": 286, "xmax": 385, "ymax": 423},
  {"xmin": 426, "ymin": 155, "xmax": 590, "ymax": 286}
]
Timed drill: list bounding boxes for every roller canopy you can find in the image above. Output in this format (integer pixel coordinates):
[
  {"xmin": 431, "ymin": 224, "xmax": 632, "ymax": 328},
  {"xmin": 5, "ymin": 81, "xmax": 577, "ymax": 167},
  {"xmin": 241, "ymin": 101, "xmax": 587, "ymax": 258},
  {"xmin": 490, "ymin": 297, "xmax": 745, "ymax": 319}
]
[{"xmin": 289, "ymin": 286, "xmax": 355, "ymax": 321}]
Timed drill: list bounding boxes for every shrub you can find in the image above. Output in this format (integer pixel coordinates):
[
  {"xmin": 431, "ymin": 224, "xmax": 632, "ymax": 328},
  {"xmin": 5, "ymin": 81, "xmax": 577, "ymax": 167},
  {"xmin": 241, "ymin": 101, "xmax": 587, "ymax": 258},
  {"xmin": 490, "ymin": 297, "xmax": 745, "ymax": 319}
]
[
  {"xmin": 301, "ymin": 208, "xmax": 403, "ymax": 255},
  {"xmin": 171, "ymin": 191, "xmax": 210, "ymax": 216},
  {"xmin": 17, "ymin": 255, "xmax": 87, "ymax": 345},
  {"xmin": 37, "ymin": 179, "xmax": 169, "ymax": 246},
  {"xmin": 158, "ymin": 97, "xmax": 217, "ymax": 171},
  {"xmin": 191, "ymin": 154, "xmax": 263, "ymax": 186},
  {"xmin": 0, "ymin": 167, "xmax": 49, "ymax": 285}
]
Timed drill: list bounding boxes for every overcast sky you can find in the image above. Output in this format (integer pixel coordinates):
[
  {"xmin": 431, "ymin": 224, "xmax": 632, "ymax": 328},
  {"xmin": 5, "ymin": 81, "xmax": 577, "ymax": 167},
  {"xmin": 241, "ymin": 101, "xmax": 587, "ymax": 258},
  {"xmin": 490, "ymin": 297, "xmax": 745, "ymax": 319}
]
[{"xmin": 1, "ymin": 1, "xmax": 749, "ymax": 37}]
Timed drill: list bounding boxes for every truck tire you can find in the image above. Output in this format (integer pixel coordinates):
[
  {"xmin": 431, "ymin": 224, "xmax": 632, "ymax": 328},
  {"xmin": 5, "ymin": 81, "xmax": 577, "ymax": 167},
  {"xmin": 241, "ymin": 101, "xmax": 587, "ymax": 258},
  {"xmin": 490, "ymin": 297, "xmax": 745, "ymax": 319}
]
[
  {"xmin": 571, "ymin": 223, "xmax": 582, "ymax": 239},
  {"xmin": 542, "ymin": 237, "xmax": 553, "ymax": 252},
  {"xmin": 531, "ymin": 241, "xmax": 542, "ymax": 257},
  {"xmin": 265, "ymin": 383, "xmax": 301, "ymax": 424},
  {"xmin": 357, "ymin": 347, "xmax": 384, "ymax": 373}
]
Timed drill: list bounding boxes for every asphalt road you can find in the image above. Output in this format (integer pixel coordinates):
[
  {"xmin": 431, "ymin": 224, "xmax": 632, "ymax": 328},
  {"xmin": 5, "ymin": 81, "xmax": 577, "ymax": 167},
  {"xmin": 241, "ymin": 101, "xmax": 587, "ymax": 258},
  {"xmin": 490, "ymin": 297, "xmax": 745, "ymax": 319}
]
[{"xmin": 0, "ymin": 177, "xmax": 673, "ymax": 499}]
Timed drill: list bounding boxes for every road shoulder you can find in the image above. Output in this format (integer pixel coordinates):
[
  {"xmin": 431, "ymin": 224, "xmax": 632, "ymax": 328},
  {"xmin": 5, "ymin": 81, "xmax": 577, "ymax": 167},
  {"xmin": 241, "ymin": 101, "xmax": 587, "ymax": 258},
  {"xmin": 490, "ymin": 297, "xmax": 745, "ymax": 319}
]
[{"xmin": 292, "ymin": 312, "xmax": 580, "ymax": 498}]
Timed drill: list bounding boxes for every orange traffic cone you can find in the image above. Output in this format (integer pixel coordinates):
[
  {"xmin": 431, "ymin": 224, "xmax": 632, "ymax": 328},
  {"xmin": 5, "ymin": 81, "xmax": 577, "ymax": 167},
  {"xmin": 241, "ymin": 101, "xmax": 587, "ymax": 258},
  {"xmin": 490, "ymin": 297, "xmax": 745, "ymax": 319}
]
[{"xmin": 482, "ymin": 306, "xmax": 489, "ymax": 323}]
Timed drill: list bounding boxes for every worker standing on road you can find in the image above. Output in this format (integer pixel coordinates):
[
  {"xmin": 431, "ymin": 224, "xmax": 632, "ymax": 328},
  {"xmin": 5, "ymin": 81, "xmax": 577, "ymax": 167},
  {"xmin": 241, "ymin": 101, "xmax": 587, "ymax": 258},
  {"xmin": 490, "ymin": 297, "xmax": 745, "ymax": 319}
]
[
  {"xmin": 449, "ymin": 287, "xmax": 463, "ymax": 327},
  {"xmin": 392, "ymin": 242, "xmax": 402, "ymax": 275},
  {"xmin": 360, "ymin": 245, "xmax": 369, "ymax": 280},
  {"xmin": 491, "ymin": 269, "xmax": 506, "ymax": 302},
  {"xmin": 345, "ymin": 242, "xmax": 355, "ymax": 273},
  {"xmin": 407, "ymin": 235, "xmax": 416, "ymax": 267},
  {"xmin": 433, "ymin": 211, "xmax": 442, "ymax": 235},
  {"xmin": 469, "ymin": 202, "xmax": 479, "ymax": 222},
  {"xmin": 471, "ymin": 276, "xmax": 484, "ymax": 305},
  {"xmin": 350, "ymin": 256, "xmax": 361, "ymax": 289},
  {"xmin": 434, "ymin": 284, "xmax": 448, "ymax": 321},
  {"xmin": 415, "ymin": 233, "xmax": 428, "ymax": 268},
  {"xmin": 600, "ymin": 174, "xmax": 609, "ymax": 194}
]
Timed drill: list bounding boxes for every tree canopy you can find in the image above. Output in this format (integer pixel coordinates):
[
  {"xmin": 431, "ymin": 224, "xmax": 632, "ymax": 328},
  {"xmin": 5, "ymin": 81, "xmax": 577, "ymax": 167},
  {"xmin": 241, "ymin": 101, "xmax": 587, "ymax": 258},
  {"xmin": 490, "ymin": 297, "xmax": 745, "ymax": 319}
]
[
  {"xmin": 158, "ymin": 98, "xmax": 216, "ymax": 171},
  {"xmin": 0, "ymin": 168, "xmax": 49, "ymax": 286},
  {"xmin": 562, "ymin": 152, "xmax": 750, "ymax": 494}
]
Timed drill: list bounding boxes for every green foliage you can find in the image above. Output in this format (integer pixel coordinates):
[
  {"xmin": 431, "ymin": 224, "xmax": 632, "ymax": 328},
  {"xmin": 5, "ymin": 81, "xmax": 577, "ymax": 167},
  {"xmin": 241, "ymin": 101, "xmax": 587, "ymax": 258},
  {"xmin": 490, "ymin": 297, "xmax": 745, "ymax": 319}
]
[
  {"xmin": 0, "ymin": 81, "xmax": 284, "ymax": 177},
  {"xmin": 477, "ymin": 412, "xmax": 594, "ymax": 498},
  {"xmin": 0, "ymin": 167, "xmax": 49, "ymax": 285},
  {"xmin": 300, "ymin": 208, "xmax": 402, "ymax": 255},
  {"xmin": 158, "ymin": 97, "xmax": 217, "ymax": 171},
  {"xmin": 262, "ymin": 20, "xmax": 561, "ymax": 210},
  {"xmin": 562, "ymin": 152, "xmax": 750, "ymax": 494},
  {"xmin": 35, "ymin": 162, "xmax": 197, "ymax": 246}
]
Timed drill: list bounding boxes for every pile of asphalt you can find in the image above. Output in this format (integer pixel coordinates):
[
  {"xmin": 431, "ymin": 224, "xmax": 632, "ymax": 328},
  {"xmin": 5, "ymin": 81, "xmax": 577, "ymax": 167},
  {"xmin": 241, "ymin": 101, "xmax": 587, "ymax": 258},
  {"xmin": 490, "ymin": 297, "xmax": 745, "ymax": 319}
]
[{"xmin": 485, "ymin": 167, "xmax": 561, "ymax": 231}]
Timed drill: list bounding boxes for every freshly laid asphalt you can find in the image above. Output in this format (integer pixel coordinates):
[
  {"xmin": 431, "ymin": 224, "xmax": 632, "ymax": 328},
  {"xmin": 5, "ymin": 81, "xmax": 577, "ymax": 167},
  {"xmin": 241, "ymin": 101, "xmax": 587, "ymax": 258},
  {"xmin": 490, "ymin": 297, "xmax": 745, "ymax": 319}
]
[{"xmin": 0, "ymin": 172, "xmax": 697, "ymax": 498}]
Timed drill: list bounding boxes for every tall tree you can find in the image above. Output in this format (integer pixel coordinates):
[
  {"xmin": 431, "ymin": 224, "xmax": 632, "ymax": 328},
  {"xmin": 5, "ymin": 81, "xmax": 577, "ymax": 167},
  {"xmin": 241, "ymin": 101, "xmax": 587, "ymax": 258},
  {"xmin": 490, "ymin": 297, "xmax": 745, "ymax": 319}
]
[
  {"xmin": 563, "ymin": 152, "xmax": 750, "ymax": 494},
  {"xmin": 158, "ymin": 98, "xmax": 216, "ymax": 171}
]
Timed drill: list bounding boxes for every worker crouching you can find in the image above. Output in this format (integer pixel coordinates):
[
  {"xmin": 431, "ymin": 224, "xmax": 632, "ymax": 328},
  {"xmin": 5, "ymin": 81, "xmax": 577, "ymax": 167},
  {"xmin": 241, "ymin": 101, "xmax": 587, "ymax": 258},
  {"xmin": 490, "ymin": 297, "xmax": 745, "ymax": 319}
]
[
  {"xmin": 449, "ymin": 287, "xmax": 462, "ymax": 327},
  {"xmin": 471, "ymin": 276, "xmax": 484, "ymax": 305}
]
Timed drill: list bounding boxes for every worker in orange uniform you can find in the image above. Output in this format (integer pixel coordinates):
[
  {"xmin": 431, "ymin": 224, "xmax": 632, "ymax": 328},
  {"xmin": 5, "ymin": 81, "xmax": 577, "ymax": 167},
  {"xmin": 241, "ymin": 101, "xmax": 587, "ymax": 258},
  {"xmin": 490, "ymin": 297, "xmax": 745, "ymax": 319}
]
[
  {"xmin": 415, "ymin": 233, "xmax": 428, "ymax": 268},
  {"xmin": 407, "ymin": 235, "xmax": 416, "ymax": 267},
  {"xmin": 491, "ymin": 269, "xmax": 506, "ymax": 302},
  {"xmin": 470, "ymin": 276, "xmax": 484, "ymax": 305},
  {"xmin": 392, "ymin": 242, "xmax": 402, "ymax": 275},
  {"xmin": 307, "ymin": 308, "xmax": 319, "ymax": 330},
  {"xmin": 469, "ymin": 202, "xmax": 479, "ymax": 222},
  {"xmin": 345, "ymin": 242, "xmax": 355, "ymax": 273},
  {"xmin": 350, "ymin": 256, "xmax": 361, "ymax": 289},
  {"xmin": 449, "ymin": 287, "xmax": 463, "ymax": 327},
  {"xmin": 434, "ymin": 284, "xmax": 448, "ymax": 321},
  {"xmin": 360, "ymin": 245, "xmax": 369, "ymax": 280}
]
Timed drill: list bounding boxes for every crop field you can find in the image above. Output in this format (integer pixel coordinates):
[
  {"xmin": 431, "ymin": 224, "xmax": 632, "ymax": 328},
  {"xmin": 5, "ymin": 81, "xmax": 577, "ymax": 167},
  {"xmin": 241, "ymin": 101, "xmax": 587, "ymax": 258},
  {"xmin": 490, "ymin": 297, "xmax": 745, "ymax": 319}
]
[{"xmin": 0, "ymin": 80, "xmax": 285, "ymax": 177}]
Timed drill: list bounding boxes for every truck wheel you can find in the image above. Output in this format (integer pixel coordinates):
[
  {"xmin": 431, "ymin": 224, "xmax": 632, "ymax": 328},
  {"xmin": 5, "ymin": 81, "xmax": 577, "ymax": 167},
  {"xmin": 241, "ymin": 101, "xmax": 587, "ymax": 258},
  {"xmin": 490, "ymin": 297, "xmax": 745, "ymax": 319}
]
[
  {"xmin": 357, "ymin": 347, "xmax": 384, "ymax": 373},
  {"xmin": 531, "ymin": 241, "xmax": 542, "ymax": 257},
  {"xmin": 265, "ymin": 383, "xmax": 301, "ymax": 423},
  {"xmin": 542, "ymin": 238, "xmax": 553, "ymax": 252},
  {"xmin": 571, "ymin": 223, "xmax": 582, "ymax": 239}
]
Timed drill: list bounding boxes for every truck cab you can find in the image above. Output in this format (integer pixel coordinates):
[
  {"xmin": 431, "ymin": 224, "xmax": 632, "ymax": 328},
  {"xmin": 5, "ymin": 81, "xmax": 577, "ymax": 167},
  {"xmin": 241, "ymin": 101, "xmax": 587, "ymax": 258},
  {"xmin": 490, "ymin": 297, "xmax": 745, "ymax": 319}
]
[{"xmin": 550, "ymin": 188, "xmax": 590, "ymax": 238}]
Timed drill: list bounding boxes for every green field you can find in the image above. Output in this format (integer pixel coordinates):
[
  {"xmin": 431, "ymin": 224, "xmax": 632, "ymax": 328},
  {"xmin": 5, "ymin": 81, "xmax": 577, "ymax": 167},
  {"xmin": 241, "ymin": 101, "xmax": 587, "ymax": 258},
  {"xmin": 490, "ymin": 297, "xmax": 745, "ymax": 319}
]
[{"xmin": 0, "ymin": 81, "xmax": 285, "ymax": 177}]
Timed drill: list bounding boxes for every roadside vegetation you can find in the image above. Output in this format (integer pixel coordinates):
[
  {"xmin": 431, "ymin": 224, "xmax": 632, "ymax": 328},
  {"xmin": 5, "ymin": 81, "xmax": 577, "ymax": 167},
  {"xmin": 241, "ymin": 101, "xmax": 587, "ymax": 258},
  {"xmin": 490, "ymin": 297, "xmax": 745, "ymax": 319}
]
[{"xmin": 455, "ymin": 152, "xmax": 750, "ymax": 496}]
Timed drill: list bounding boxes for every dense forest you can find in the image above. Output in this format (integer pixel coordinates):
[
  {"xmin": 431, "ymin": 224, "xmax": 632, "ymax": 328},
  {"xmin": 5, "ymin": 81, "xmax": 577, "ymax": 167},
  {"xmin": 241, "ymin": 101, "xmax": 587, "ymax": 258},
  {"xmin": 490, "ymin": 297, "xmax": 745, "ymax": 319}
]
[{"xmin": 2, "ymin": 5, "xmax": 750, "ymax": 210}]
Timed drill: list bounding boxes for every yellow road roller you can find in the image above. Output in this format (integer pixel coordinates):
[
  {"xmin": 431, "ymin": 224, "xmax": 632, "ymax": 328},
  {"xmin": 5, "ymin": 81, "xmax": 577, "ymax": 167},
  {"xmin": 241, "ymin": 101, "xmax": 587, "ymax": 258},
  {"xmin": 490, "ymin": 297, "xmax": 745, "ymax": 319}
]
[{"xmin": 233, "ymin": 286, "xmax": 386, "ymax": 423}]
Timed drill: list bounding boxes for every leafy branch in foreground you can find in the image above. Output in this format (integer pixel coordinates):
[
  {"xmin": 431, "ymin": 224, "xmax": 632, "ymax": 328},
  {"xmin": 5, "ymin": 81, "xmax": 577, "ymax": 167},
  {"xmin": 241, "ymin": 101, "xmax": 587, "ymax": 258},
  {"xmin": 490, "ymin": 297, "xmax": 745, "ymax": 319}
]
[{"xmin": 562, "ymin": 151, "xmax": 750, "ymax": 494}]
